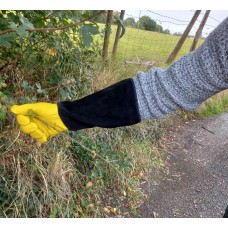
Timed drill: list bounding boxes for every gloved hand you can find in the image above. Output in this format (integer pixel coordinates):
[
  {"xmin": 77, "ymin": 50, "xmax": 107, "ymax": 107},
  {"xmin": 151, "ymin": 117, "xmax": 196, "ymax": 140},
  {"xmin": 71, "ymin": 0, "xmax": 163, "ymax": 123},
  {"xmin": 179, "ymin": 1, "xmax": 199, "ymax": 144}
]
[{"xmin": 11, "ymin": 102, "xmax": 67, "ymax": 143}]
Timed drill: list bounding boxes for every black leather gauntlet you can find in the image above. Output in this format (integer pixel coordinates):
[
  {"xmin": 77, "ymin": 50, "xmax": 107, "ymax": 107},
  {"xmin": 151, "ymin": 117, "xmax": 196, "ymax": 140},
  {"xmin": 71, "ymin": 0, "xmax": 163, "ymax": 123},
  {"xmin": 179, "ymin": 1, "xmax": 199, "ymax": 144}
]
[{"xmin": 57, "ymin": 78, "xmax": 141, "ymax": 131}]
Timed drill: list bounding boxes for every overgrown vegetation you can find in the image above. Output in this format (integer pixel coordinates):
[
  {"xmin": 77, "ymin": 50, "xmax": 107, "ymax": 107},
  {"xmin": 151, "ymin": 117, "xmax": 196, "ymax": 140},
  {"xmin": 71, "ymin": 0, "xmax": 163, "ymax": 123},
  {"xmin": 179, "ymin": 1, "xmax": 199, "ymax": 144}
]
[
  {"xmin": 0, "ymin": 10, "xmax": 227, "ymax": 218},
  {"xmin": 0, "ymin": 10, "xmax": 165, "ymax": 218}
]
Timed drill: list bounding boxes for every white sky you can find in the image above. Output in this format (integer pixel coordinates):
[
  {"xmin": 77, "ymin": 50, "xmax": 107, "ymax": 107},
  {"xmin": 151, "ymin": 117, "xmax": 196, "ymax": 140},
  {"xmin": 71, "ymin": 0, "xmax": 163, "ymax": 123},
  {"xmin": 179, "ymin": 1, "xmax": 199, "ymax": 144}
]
[
  {"xmin": 0, "ymin": 1, "xmax": 227, "ymax": 36},
  {"xmin": 124, "ymin": 10, "xmax": 228, "ymax": 36}
]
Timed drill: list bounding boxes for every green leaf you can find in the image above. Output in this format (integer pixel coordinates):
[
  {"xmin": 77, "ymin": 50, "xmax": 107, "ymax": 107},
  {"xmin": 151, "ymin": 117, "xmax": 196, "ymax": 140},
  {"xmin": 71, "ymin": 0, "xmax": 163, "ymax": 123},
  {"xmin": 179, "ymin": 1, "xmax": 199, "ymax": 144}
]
[
  {"xmin": 81, "ymin": 34, "xmax": 93, "ymax": 48},
  {"xmin": 19, "ymin": 96, "xmax": 30, "ymax": 104},
  {"xmin": 21, "ymin": 80, "xmax": 29, "ymax": 88},
  {"xmin": 9, "ymin": 22, "xmax": 27, "ymax": 38},
  {"xmin": 60, "ymin": 89, "xmax": 69, "ymax": 100},
  {"xmin": 21, "ymin": 80, "xmax": 34, "ymax": 93},
  {"xmin": 0, "ymin": 33, "xmax": 17, "ymax": 47},
  {"xmin": 80, "ymin": 24, "xmax": 99, "ymax": 47},
  {"xmin": 50, "ymin": 208, "xmax": 58, "ymax": 218},
  {"xmin": 35, "ymin": 82, "xmax": 41, "ymax": 89},
  {"xmin": 80, "ymin": 24, "xmax": 99, "ymax": 35},
  {"xmin": 27, "ymin": 109, "xmax": 36, "ymax": 118},
  {"xmin": 36, "ymin": 83, "xmax": 47, "ymax": 94},
  {"xmin": 19, "ymin": 16, "xmax": 34, "ymax": 30}
]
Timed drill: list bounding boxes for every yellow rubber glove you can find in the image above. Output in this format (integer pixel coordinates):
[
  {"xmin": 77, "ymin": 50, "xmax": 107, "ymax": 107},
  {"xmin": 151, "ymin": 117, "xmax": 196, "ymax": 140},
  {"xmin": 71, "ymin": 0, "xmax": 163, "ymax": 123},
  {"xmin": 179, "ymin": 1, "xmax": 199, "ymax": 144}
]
[{"xmin": 10, "ymin": 102, "xmax": 67, "ymax": 143}]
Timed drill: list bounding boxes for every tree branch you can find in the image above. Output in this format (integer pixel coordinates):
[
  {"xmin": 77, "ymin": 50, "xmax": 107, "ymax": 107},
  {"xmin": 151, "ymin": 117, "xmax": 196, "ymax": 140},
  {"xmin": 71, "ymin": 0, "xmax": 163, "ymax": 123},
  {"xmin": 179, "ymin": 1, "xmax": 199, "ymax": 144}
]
[{"xmin": 0, "ymin": 10, "xmax": 105, "ymax": 36}]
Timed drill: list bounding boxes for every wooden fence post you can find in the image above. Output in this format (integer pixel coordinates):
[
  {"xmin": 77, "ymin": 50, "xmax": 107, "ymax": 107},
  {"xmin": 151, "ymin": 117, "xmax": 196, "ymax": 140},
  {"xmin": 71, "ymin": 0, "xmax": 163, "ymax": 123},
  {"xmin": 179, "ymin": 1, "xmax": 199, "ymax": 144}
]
[
  {"xmin": 111, "ymin": 10, "xmax": 125, "ymax": 60},
  {"xmin": 166, "ymin": 10, "xmax": 201, "ymax": 64},
  {"xmin": 102, "ymin": 10, "xmax": 113, "ymax": 61},
  {"xmin": 190, "ymin": 10, "xmax": 210, "ymax": 52}
]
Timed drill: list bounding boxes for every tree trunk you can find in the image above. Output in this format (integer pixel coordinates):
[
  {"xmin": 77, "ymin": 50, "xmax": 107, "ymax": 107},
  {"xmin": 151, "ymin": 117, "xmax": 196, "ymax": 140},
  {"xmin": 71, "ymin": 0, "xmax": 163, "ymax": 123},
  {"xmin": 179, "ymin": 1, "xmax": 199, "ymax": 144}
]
[
  {"xmin": 166, "ymin": 10, "xmax": 201, "ymax": 64},
  {"xmin": 102, "ymin": 10, "xmax": 113, "ymax": 61}
]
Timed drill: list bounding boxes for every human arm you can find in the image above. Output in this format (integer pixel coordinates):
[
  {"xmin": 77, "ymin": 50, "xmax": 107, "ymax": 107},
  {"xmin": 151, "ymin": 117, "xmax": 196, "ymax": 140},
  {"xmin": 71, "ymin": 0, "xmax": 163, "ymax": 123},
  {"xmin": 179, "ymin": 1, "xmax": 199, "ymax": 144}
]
[
  {"xmin": 11, "ymin": 17, "xmax": 228, "ymax": 143},
  {"xmin": 133, "ymin": 17, "xmax": 228, "ymax": 120}
]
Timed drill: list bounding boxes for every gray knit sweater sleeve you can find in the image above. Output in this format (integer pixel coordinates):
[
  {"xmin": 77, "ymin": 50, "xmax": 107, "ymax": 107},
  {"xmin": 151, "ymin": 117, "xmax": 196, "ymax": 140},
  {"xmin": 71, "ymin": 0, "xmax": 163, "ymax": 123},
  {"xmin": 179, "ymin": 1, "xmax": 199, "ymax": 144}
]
[{"xmin": 133, "ymin": 17, "xmax": 228, "ymax": 120}]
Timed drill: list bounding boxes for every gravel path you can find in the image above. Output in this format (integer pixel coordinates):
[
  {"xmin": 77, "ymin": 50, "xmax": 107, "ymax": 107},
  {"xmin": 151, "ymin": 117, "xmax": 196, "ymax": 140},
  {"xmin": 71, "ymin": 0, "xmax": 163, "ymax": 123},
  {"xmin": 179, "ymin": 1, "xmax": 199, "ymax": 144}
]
[{"xmin": 139, "ymin": 113, "xmax": 228, "ymax": 218}]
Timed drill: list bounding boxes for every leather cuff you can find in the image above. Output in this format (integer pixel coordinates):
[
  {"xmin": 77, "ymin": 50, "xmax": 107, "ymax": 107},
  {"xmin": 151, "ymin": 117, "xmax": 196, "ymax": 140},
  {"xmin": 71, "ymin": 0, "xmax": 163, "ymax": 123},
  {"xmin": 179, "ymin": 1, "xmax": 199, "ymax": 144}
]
[{"xmin": 57, "ymin": 78, "xmax": 141, "ymax": 131}]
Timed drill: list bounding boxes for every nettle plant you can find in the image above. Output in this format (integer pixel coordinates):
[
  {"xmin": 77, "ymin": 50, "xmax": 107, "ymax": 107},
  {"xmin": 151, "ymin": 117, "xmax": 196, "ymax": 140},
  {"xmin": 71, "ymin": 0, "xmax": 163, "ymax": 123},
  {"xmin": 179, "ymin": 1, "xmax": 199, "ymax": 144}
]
[{"xmin": 0, "ymin": 10, "xmax": 104, "ymax": 123}]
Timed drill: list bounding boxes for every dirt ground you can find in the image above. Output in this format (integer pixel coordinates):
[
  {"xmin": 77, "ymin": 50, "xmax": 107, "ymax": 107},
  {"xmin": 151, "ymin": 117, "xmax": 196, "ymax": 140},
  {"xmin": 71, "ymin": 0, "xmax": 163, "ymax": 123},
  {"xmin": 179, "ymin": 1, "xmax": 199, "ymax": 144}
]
[{"xmin": 138, "ymin": 112, "xmax": 228, "ymax": 218}]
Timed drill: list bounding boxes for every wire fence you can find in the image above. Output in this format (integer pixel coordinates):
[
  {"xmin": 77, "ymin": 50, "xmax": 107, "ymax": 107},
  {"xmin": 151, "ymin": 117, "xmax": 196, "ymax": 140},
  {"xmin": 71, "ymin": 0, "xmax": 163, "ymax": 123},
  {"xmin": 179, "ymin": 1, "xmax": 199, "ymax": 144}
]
[{"xmin": 108, "ymin": 10, "xmax": 224, "ymax": 66}]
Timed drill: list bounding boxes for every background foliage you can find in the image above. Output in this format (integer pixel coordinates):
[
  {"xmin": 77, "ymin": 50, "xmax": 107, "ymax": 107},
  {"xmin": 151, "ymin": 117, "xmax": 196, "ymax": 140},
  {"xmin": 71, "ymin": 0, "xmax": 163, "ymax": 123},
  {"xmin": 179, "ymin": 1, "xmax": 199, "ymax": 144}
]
[
  {"xmin": 0, "ymin": 10, "xmax": 165, "ymax": 218},
  {"xmin": 0, "ymin": 10, "xmax": 103, "ymax": 119}
]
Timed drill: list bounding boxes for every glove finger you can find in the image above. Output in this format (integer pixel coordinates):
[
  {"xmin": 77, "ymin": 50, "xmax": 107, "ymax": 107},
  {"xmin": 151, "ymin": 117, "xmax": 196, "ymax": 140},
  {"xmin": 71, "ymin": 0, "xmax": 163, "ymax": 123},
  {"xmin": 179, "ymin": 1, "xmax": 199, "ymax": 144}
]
[
  {"xmin": 11, "ymin": 104, "xmax": 36, "ymax": 115},
  {"xmin": 16, "ymin": 115, "xmax": 30, "ymax": 126},
  {"xmin": 36, "ymin": 136, "xmax": 48, "ymax": 144},
  {"xmin": 30, "ymin": 129, "xmax": 47, "ymax": 143},
  {"xmin": 31, "ymin": 117, "xmax": 62, "ymax": 136},
  {"xmin": 20, "ymin": 122, "xmax": 38, "ymax": 134},
  {"xmin": 31, "ymin": 118, "xmax": 50, "ymax": 137},
  {"xmin": 35, "ymin": 118, "xmax": 62, "ymax": 135}
]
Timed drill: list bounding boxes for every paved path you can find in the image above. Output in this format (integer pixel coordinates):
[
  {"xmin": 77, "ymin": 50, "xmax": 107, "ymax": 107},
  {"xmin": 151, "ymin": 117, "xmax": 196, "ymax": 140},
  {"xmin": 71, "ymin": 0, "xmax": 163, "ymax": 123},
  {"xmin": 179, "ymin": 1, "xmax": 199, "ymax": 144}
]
[{"xmin": 139, "ymin": 113, "xmax": 228, "ymax": 218}]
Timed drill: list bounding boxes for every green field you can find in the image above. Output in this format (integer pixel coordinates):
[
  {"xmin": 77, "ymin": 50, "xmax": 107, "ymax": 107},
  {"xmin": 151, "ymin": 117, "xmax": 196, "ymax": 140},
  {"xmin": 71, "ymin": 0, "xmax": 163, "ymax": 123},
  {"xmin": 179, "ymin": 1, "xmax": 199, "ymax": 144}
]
[{"xmin": 101, "ymin": 24, "xmax": 204, "ymax": 66}]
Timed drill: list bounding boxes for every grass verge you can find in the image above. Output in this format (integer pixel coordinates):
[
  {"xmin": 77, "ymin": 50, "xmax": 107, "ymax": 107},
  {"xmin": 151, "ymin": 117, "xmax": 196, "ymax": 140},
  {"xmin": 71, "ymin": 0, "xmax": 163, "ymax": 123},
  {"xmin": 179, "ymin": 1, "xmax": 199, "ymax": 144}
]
[{"xmin": 195, "ymin": 91, "xmax": 228, "ymax": 118}]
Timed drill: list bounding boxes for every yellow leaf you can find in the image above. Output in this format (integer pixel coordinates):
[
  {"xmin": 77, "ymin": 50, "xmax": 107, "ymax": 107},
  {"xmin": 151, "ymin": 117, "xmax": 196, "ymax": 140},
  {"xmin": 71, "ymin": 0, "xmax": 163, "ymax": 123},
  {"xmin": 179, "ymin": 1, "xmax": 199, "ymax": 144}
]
[
  {"xmin": 103, "ymin": 207, "xmax": 110, "ymax": 213},
  {"xmin": 47, "ymin": 48, "xmax": 57, "ymax": 57},
  {"xmin": 91, "ymin": 150, "xmax": 97, "ymax": 159},
  {"xmin": 127, "ymin": 187, "xmax": 132, "ymax": 192},
  {"xmin": 110, "ymin": 207, "xmax": 117, "ymax": 215}
]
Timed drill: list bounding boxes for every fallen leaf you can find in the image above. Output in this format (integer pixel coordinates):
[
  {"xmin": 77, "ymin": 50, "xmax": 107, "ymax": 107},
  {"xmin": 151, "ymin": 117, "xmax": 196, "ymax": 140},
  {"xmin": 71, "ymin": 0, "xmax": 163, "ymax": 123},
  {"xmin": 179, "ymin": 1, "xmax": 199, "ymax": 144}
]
[
  {"xmin": 103, "ymin": 207, "xmax": 110, "ymax": 213},
  {"xmin": 86, "ymin": 181, "xmax": 93, "ymax": 188},
  {"xmin": 87, "ymin": 204, "xmax": 94, "ymax": 209}
]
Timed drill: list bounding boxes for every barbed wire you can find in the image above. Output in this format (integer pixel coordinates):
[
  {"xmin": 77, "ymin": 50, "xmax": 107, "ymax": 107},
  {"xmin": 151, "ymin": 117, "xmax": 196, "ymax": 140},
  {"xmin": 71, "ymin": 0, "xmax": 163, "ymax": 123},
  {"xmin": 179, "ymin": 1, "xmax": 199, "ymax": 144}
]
[
  {"xmin": 116, "ymin": 10, "xmax": 222, "ymax": 64},
  {"xmin": 125, "ymin": 10, "xmax": 217, "ymax": 30},
  {"xmin": 189, "ymin": 10, "xmax": 221, "ymax": 23},
  {"xmin": 125, "ymin": 13, "xmax": 140, "ymax": 19},
  {"xmin": 147, "ymin": 10, "xmax": 217, "ymax": 29},
  {"xmin": 146, "ymin": 10, "xmax": 191, "ymax": 23}
]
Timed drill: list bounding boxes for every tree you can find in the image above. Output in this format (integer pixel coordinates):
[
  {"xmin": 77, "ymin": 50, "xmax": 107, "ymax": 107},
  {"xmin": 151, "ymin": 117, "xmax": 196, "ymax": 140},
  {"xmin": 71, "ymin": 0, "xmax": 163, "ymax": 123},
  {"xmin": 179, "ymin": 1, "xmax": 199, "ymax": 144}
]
[
  {"xmin": 163, "ymin": 29, "xmax": 171, "ymax": 34},
  {"xmin": 156, "ymin": 24, "xmax": 163, "ymax": 33},
  {"xmin": 173, "ymin": 32, "xmax": 183, "ymax": 36},
  {"xmin": 125, "ymin": 17, "xmax": 136, "ymax": 28},
  {"xmin": 137, "ymin": 16, "xmax": 157, "ymax": 31},
  {"xmin": 102, "ymin": 10, "xmax": 113, "ymax": 61}
]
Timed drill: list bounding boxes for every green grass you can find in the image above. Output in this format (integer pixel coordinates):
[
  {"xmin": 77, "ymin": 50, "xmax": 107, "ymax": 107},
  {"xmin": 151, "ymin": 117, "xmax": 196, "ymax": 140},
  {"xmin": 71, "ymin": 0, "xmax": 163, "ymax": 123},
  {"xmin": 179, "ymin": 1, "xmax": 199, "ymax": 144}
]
[
  {"xmin": 195, "ymin": 91, "xmax": 228, "ymax": 117},
  {"xmin": 98, "ymin": 24, "xmax": 204, "ymax": 66}
]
